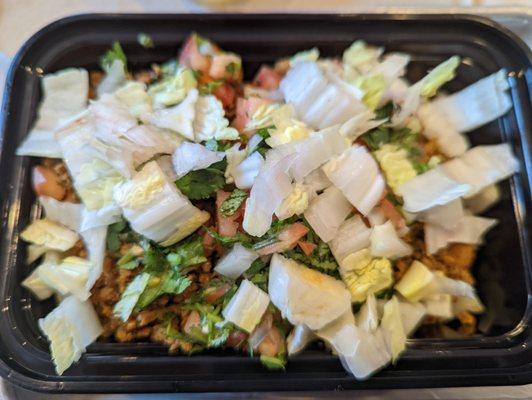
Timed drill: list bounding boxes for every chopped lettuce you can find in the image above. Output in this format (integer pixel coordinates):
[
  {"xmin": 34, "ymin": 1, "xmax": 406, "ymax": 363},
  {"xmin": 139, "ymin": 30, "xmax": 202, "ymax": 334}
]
[
  {"xmin": 214, "ymin": 243, "xmax": 259, "ymax": 280},
  {"xmin": 22, "ymin": 252, "xmax": 61, "ymax": 300},
  {"xmin": 419, "ymin": 56, "xmax": 460, "ymax": 98},
  {"xmin": 113, "ymin": 273, "xmax": 151, "ymax": 321},
  {"xmin": 36, "ymin": 256, "xmax": 92, "ymax": 301},
  {"xmin": 276, "ymin": 183, "xmax": 310, "ymax": 221},
  {"xmin": 303, "ymin": 186, "xmax": 352, "ymax": 242},
  {"xmin": 172, "ymin": 142, "xmax": 224, "ymax": 179},
  {"xmin": 343, "ymin": 41, "xmax": 383, "ymax": 75},
  {"xmin": 21, "ymin": 219, "xmax": 79, "ymax": 252},
  {"xmin": 114, "ymin": 161, "xmax": 210, "ymax": 245},
  {"xmin": 16, "ymin": 68, "xmax": 89, "ymax": 158},
  {"xmin": 380, "ymin": 296, "xmax": 406, "ymax": 362},
  {"xmin": 39, "ymin": 296, "xmax": 103, "ymax": 375},
  {"xmin": 322, "ymin": 145, "xmax": 385, "ymax": 216},
  {"xmin": 194, "ymin": 95, "xmax": 239, "ymax": 141},
  {"xmin": 222, "ymin": 279, "xmax": 270, "ymax": 333},
  {"xmin": 290, "ymin": 48, "xmax": 320, "ymax": 66},
  {"xmin": 369, "ymin": 221, "xmax": 412, "ymax": 259},
  {"xmin": 114, "ymin": 81, "xmax": 153, "ymax": 117},
  {"xmin": 268, "ymin": 254, "xmax": 351, "ymax": 330},
  {"xmin": 148, "ymin": 67, "xmax": 197, "ymax": 109},
  {"xmin": 339, "ymin": 249, "xmax": 393, "ymax": 303},
  {"xmin": 374, "ymin": 144, "xmax": 418, "ymax": 193}
]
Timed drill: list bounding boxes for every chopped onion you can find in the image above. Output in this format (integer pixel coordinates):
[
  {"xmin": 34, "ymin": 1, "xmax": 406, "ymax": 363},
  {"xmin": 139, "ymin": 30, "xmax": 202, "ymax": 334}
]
[
  {"xmin": 303, "ymin": 187, "xmax": 352, "ymax": 242},
  {"xmin": 214, "ymin": 243, "xmax": 259, "ymax": 280},
  {"xmin": 370, "ymin": 221, "xmax": 412, "ymax": 259},
  {"xmin": 323, "ymin": 145, "xmax": 385, "ymax": 216},
  {"xmin": 248, "ymin": 313, "xmax": 273, "ymax": 350},
  {"xmin": 303, "ymin": 168, "xmax": 332, "ymax": 194}
]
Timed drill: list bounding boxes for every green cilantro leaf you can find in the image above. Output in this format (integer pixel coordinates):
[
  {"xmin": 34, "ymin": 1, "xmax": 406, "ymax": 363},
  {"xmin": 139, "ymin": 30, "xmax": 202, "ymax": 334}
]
[
  {"xmin": 137, "ymin": 32, "xmax": 154, "ymax": 49},
  {"xmin": 166, "ymin": 235, "xmax": 207, "ymax": 270},
  {"xmin": 204, "ymin": 227, "xmax": 253, "ymax": 247},
  {"xmin": 199, "ymin": 80, "xmax": 223, "ymax": 95},
  {"xmin": 220, "ymin": 189, "xmax": 248, "ymax": 216},
  {"xmin": 100, "ymin": 41, "xmax": 127, "ymax": 72},
  {"xmin": 175, "ymin": 160, "xmax": 227, "ymax": 200},
  {"xmin": 260, "ymin": 355, "xmax": 286, "ymax": 370},
  {"xmin": 135, "ymin": 269, "xmax": 191, "ymax": 310}
]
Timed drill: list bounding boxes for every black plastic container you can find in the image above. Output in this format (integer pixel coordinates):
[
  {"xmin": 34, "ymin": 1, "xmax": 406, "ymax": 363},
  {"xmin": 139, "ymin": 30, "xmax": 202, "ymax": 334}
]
[{"xmin": 0, "ymin": 14, "xmax": 531, "ymax": 393}]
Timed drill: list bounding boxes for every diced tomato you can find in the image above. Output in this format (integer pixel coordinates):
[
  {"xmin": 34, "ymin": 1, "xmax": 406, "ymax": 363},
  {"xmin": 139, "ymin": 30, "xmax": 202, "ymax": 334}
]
[
  {"xmin": 182, "ymin": 311, "xmax": 201, "ymax": 335},
  {"xmin": 232, "ymin": 96, "xmax": 273, "ymax": 136},
  {"xmin": 226, "ymin": 330, "xmax": 248, "ymax": 348},
  {"xmin": 202, "ymin": 230, "xmax": 216, "ymax": 257},
  {"xmin": 257, "ymin": 326, "xmax": 283, "ymax": 357},
  {"xmin": 209, "ymin": 53, "xmax": 242, "ymax": 82},
  {"xmin": 216, "ymin": 190, "xmax": 242, "ymax": 237},
  {"xmin": 253, "ymin": 66, "xmax": 282, "ymax": 90},
  {"xmin": 213, "ymin": 83, "xmax": 236, "ymax": 110},
  {"xmin": 256, "ymin": 222, "xmax": 309, "ymax": 256},
  {"xmin": 32, "ymin": 165, "xmax": 66, "ymax": 200},
  {"xmin": 178, "ymin": 35, "xmax": 211, "ymax": 75},
  {"xmin": 380, "ymin": 198, "xmax": 407, "ymax": 232},
  {"xmin": 297, "ymin": 240, "xmax": 317, "ymax": 256},
  {"xmin": 204, "ymin": 284, "xmax": 231, "ymax": 304}
]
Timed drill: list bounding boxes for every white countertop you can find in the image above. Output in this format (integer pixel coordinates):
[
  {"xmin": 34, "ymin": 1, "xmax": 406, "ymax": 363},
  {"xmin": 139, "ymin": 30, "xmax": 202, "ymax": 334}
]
[{"xmin": 0, "ymin": 1, "xmax": 530, "ymax": 398}]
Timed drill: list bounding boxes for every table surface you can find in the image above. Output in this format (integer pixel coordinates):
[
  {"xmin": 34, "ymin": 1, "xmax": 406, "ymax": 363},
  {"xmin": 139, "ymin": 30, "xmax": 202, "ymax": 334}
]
[{"xmin": 0, "ymin": 1, "xmax": 531, "ymax": 399}]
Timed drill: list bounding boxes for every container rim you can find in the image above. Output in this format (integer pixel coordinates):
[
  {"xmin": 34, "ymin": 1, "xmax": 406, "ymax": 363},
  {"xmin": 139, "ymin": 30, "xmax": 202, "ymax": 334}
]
[{"xmin": 0, "ymin": 12, "xmax": 531, "ymax": 393}]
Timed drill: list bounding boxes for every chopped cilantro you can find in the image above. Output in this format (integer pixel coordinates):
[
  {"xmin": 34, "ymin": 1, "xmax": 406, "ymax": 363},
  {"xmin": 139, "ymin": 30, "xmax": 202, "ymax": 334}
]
[
  {"xmin": 204, "ymin": 227, "xmax": 253, "ymax": 247},
  {"xmin": 260, "ymin": 355, "xmax": 286, "ymax": 370},
  {"xmin": 175, "ymin": 160, "xmax": 227, "ymax": 200},
  {"xmin": 137, "ymin": 32, "xmax": 154, "ymax": 49},
  {"xmin": 166, "ymin": 235, "xmax": 207, "ymax": 270},
  {"xmin": 199, "ymin": 80, "xmax": 223, "ymax": 95},
  {"xmin": 135, "ymin": 268, "xmax": 191, "ymax": 310},
  {"xmin": 100, "ymin": 41, "xmax": 127, "ymax": 72},
  {"xmin": 220, "ymin": 189, "xmax": 248, "ymax": 216},
  {"xmin": 225, "ymin": 62, "xmax": 239, "ymax": 75}
]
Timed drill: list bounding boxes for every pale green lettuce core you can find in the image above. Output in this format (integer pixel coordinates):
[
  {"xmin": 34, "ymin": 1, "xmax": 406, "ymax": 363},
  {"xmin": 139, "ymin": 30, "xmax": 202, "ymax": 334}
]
[
  {"xmin": 148, "ymin": 67, "xmax": 197, "ymax": 109},
  {"xmin": 419, "ymin": 56, "xmax": 461, "ymax": 98}
]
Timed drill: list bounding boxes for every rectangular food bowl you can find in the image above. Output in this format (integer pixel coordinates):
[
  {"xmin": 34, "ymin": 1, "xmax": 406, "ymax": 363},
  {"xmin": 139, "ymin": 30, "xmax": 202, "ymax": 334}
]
[{"xmin": 0, "ymin": 14, "xmax": 531, "ymax": 393}]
